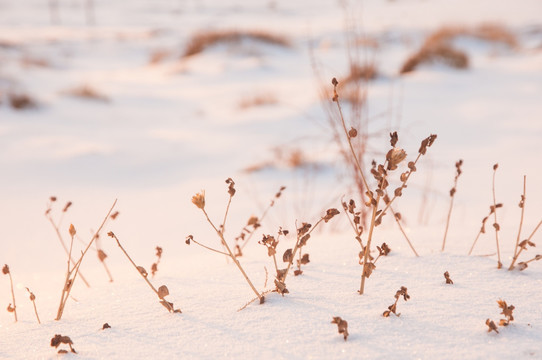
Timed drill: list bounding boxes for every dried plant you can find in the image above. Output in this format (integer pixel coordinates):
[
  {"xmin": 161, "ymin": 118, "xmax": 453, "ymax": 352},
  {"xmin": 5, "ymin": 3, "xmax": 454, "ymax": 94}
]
[
  {"xmin": 468, "ymin": 205, "xmax": 498, "ymax": 256},
  {"xmin": 383, "ymin": 286, "xmax": 410, "ymax": 317},
  {"xmin": 182, "ymin": 29, "xmax": 290, "ymax": 58},
  {"xmin": 236, "ymin": 186, "xmax": 286, "ymax": 255},
  {"xmin": 55, "ymin": 200, "xmax": 117, "ymax": 321},
  {"xmin": 333, "ymin": 78, "xmax": 436, "ymax": 294},
  {"xmin": 442, "ymin": 159, "xmax": 463, "ymax": 251},
  {"xmin": 109, "ymin": 232, "xmax": 181, "ymax": 313},
  {"xmin": 486, "ymin": 299, "xmax": 516, "ymax": 334},
  {"xmin": 275, "ymin": 208, "xmax": 340, "ymax": 294},
  {"xmin": 45, "ymin": 197, "xmax": 90, "ymax": 288},
  {"xmin": 486, "ymin": 319, "xmax": 499, "ymax": 333},
  {"xmin": 331, "ymin": 317, "xmax": 349, "ymax": 341},
  {"xmin": 50, "ymin": 334, "xmax": 76, "ymax": 354},
  {"xmin": 102, "ymin": 323, "xmax": 111, "ymax": 330},
  {"xmin": 509, "ymin": 219, "xmax": 542, "ymax": 271},
  {"xmin": 8, "ymin": 92, "xmax": 37, "ymax": 109},
  {"xmin": 151, "ymin": 246, "xmax": 163, "ymax": 278},
  {"xmin": 491, "ymin": 164, "xmax": 503, "ymax": 268},
  {"xmin": 259, "ymin": 228, "xmax": 288, "ymax": 286},
  {"xmin": 2, "ymin": 264, "xmax": 17, "ymax": 322},
  {"xmin": 62, "ymin": 84, "xmax": 110, "ymax": 102},
  {"xmin": 238, "ymin": 93, "xmax": 278, "ymax": 109},
  {"xmin": 497, "ymin": 299, "xmax": 515, "ymax": 326},
  {"xmin": 507, "ymin": 176, "xmax": 542, "ymax": 271},
  {"xmin": 188, "ymin": 178, "xmax": 264, "ymax": 304},
  {"xmin": 444, "ymin": 271, "xmax": 453, "ymax": 284},
  {"xmin": 25, "ymin": 287, "xmax": 41, "ymax": 324},
  {"xmin": 400, "ymin": 23, "xmax": 517, "ymax": 74}
]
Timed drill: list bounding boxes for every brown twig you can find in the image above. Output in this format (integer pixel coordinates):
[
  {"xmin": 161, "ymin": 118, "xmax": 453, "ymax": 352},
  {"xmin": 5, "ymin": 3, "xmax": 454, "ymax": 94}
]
[
  {"xmin": 509, "ymin": 176, "xmax": 526, "ymax": 270},
  {"xmin": 2, "ymin": 265, "xmax": 17, "ymax": 322},
  {"xmin": 55, "ymin": 200, "xmax": 117, "ymax": 320},
  {"xmin": 509, "ymin": 219, "xmax": 542, "ymax": 270},
  {"xmin": 442, "ymin": 160, "xmax": 463, "ymax": 252},
  {"xmin": 389, "ymin": 206, "xmax": 419, "ymax": 257},
  {"xmin": 491, "ymin": 164, "xmax": 502, "ymax": 268},
  {"xmin": 109, "ymin": 232, "xmax": 180, "ymax": 313},
  {"xmin": 25, "ymin": 287, "xmax": 41, "ymax": 324}
]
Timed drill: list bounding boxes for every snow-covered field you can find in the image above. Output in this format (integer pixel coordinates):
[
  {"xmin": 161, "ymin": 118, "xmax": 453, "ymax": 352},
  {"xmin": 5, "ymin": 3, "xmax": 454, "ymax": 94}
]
[{"xmin": 1, "ymin": 0, "xmax": 542, "ymax": 358}]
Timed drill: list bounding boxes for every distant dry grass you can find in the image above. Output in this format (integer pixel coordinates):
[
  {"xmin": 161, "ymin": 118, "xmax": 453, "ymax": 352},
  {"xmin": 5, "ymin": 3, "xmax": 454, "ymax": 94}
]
[
  {"xmin": 8, "ymin": 92, "xmax": 38, "ymax": 110},
  {"xmin": 148, "ymin": 49, "xmax": 173, "ymax": 65},
  {"xmin": 62, "ymin": 85, "xmax": 110, "ymax": 102},
  {"xmin": 238, "ymin": 93, "xmax": 278, "ymax": 109},
  {"xmin": 182, "ymin": 29, "xmax": 290, "ymax": 58},
  {"xmin": 401, "ymin": 23, "xmax": 518, "ymax": 74}
]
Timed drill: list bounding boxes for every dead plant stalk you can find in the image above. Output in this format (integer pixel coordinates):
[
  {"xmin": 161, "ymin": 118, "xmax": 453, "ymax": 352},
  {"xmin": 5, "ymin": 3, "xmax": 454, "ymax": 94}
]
[
  {"xmin": 492, "ymin": 164, "xmax": 502, "ymax": 268},
  {"xmin": 55, "ymin": 200, "xmax": 117, "ymax": 321},
  {"xmin": 2, "ymin": 265, "xmax": 17, "ymax": 322},
  {"xmin": 508, "ymin": 176, "xmax": 526, "ymax": 270}
]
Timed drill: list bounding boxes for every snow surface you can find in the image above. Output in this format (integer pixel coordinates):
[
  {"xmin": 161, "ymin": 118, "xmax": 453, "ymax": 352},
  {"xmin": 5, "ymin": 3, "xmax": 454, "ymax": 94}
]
[{"xmin": 1, "ymin": 0, "xmax": 542, "ymax": 359}]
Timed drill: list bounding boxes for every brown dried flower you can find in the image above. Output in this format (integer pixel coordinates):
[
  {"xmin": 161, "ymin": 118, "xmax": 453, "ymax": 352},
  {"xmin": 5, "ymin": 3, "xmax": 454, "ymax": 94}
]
[{"xmin": 191, "ymin": 191, "xmax": 205, "ymax": 209}]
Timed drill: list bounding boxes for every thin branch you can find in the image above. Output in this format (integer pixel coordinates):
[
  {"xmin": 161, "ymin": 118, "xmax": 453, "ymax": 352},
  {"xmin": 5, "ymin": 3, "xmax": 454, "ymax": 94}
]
[
  {"xmin": 389, "ymin": 205, "xmax": 419, "ymax": 257},
  {"xmin": 492, "ymin": 165, "xmax": 502, "ymax": 268},
  {"xmin": 109, "ymin": 232, "xmax": 175, "ymax": 312},
  {"xmin": 509, "ymin": 176, "xmax": 526, "ymax": 270}
]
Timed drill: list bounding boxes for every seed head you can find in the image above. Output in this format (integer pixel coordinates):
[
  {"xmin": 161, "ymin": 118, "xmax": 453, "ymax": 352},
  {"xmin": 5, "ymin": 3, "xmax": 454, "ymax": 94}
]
[{"xmin": 191, "ymin": 191, "xmax": 205, "ymax": 210}]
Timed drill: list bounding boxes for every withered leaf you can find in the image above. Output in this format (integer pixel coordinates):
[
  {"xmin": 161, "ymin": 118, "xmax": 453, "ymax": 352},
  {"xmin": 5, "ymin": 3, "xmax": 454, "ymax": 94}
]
[
  {"xmin": 486, "ymin": 319, "xmax": 499, "ymax": 333},
  {"xmin": 323, "ymin": 208, "xmax": 340, "ymax": 223},
  {"xmin": 276, "ymin": 268, "xmax": 287, "ymax": 281},
  {"xmin": 331, "ymin": 317, "xmax": 349, "ymax": 341},
  {"xmin": 348, "ymin": 127, "xmax": 358, "ymax": 138},
  {"xmin": 137, "ymin": 266, "xmax": 148, "ymax": 277},
  {"xmin": 267, "ymin": 247, "xmax": 276, "ymax": 257},
  {"xmin": 283, "ymin": 249, "xmax": 293, "ymax": 263},
  {"xmin": 363, "ymin": 262, "xmax": 376, "ymax": 278},
  {"xmin": 110, "ymin": 211, "xmax": 119, "ymax": 220},
  {"xmin": 247, "ymin": 216, "xmax": 259, "ymax": 227},
  {"xmin": 299, "ymin": 234, "xmax": 310, "ymax": 246},
  {"xmin": 151, "ymin": 263, "xmax": 158, "ymax": 277},
  {"xmin": 225, "ymin": 177, "xmax": 236, "ymax": 197},
  {"xmin": 394, "ymin": 187, "xmax": 403, "ymax": 197},
  {"xmin": 97, "ymin": 249, "xmax": 107, "ymax": 262},
  {"xmin": 497, "ymin": 299, "xmax": 514, "ymax": 322},
  {"xmin": 297, "ymin": 222, "xmax": 312, "ymax": 237},
  {"xmin": 102, "ymin": 323, "xmax": 111, "ymax": 329},
  {"xmin": 274, "ymin": 279, "xmax": 289, "ymax": 295},
  {"xmin": 493, "ymin": 223, "xmax": 500, "ymax": 231},
  {"xmin": 294, "ymin": 269, "xmax": 303, "ymax": 276},
  {"xmin": 50, "ymin": 334, "xmax": 76, "ymax": 353},
  {"xmin": 300, "ymin": 253, "xmax": 310, "ymax": 265},
  {"xmin": 444, "ymin": 271, "xmax": 453, "ymax": 284},
  {"xmin": 157, "ymin": 285, "xmax": 169, "ymax": 299},
  {"xmin": 389, "ymin": 131, "xmax": 398, "ymax": 147}
]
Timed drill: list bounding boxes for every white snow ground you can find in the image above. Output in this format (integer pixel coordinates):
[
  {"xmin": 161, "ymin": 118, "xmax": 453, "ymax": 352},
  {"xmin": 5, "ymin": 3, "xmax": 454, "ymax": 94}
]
[{"xmin": 1, "ymin": 0, "xmax": 542, "ymax": 359}]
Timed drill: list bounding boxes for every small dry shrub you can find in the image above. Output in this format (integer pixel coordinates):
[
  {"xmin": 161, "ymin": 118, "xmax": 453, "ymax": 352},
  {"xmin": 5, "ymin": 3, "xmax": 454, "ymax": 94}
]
[
  {"xmin": 8, "ymin": 92, "xmax": 37, "ymax": 110},
  {"xmin": 182, "ymin": 29, "xmax": 290, "ymax": 58},
  {"xmin": 400, "ymin": 23, "xmax": 517, "ymax": 74},
  {"xmin": 62, "ymin": 85, "xmax": 110, "ymax": 102},
  {"xmin": 50, "ymin": 334, "xmax": 76, "ymax": 354}
]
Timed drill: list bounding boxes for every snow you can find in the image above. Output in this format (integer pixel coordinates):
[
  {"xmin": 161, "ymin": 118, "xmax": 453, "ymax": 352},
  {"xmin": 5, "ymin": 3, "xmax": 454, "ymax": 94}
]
[{"xmin": 1, "ymin": 0, "xmax": 542, "ymax": 358}]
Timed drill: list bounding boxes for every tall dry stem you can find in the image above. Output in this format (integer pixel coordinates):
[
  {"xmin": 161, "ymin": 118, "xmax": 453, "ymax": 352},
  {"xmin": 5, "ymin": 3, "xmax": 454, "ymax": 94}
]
[
  {"xmin": 442, "ymin": 160, "xmax": 463, "ymax": 251},
  {"xmin": 491, "ymin": 164, "xmax": 502, "ymax": 268},
  {"xmin": 2, "ymin": 265, "xmax": 17, "ymax": 322},
  {"xmin": 508, "ymin": 176, "xmax": 526, "ymax": 270},
  {"xmin": 55, "ymin": 200, "xmax": 117, "ymax": 320}
]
